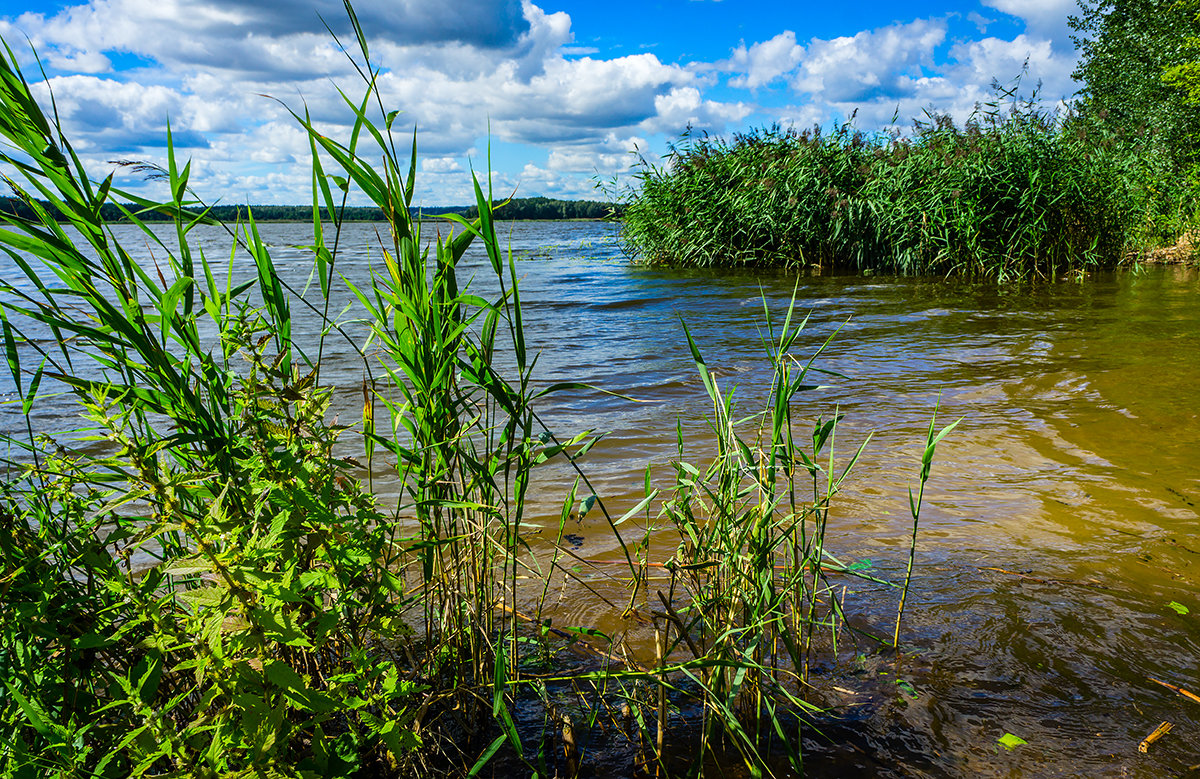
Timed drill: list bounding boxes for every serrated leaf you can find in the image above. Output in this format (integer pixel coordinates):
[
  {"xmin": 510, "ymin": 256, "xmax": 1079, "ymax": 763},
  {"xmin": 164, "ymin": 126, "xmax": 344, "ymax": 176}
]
[
  {"xmin": 253, "ymin": 606, "xmax": 313, "ymax": 648},
  {"xmin": 177, "ymin": 586, "xmax": 227, "ymax": 610}
]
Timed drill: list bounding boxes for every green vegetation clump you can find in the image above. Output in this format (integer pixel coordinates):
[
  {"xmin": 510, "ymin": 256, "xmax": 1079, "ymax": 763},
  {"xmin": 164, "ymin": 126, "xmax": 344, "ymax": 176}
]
[
  {"xmin": 1071, "ymin": 0, "xmax": 1200, "ymax": 174},
  {"xmin": 620, "ymin": 102, "xmax": 1145, "ymax": 278},
  {"xmin": 1070, "ymin": 0, "xmax": 1200, "ymax": 250},
  {"xmin": 0, "ymin": 25, "xmax": 556, "ymax": 775}
]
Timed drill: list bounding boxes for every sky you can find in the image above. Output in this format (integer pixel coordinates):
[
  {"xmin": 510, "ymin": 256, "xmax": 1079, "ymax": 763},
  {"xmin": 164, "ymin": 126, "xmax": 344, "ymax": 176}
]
[{"xmin": 0, "ymin": 0, "xmax": 1082, "ymax": 206}]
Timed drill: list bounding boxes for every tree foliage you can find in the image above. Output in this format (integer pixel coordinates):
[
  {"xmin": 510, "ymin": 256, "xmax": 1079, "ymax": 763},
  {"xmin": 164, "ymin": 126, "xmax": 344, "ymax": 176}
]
[
  {"xmin": 1161, "ymin": 1, "xmax": 1200, "ymax": 105},
  {"xmin": 463, "ymin": 196, "xmax": 621, "ymax": 220},
  {"xmin": 1070, "ymin": 0, "xmax": 1200, "ymax": 171}
]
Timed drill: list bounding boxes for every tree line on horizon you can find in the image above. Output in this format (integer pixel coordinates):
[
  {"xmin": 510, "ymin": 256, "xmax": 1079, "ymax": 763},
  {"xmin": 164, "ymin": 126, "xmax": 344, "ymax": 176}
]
[{"xmin": 0, "ymin": 195, "xmax": 622, "ymax": 223}]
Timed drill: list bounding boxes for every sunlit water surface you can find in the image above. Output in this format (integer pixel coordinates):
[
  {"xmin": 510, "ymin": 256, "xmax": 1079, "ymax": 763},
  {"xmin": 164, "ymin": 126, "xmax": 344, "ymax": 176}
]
[{"xmin": 5, "ymin": 220, "xmax": 1199, "ymax": 777}]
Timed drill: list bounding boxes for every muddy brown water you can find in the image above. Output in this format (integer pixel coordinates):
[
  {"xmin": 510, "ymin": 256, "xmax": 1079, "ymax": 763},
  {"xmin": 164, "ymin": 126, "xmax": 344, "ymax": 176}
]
[{"xmin": 4, "ymin": 220, "xmax": 1199, "ymax": 776}]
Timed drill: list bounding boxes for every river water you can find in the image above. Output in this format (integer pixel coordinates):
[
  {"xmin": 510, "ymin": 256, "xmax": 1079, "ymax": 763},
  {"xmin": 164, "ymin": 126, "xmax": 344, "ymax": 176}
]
[{"xmin": 6, "ymin": 219, "xmax": 1200, "ymax": 776}]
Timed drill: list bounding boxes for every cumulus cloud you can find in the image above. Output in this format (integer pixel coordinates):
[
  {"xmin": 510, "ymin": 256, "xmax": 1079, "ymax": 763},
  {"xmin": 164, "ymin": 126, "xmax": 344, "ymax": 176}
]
[
  {"xmin": 724, "ymin": 31, "xmax": 802, "ymax": 89},
  {"xmin": 643, "ymin": 86, "xmax": 751, "ymax": 134},
  {"xmin": 950, "ymin": 33, "xmax": 1075, "ymax": 98},
  {"xmin": 422, "ymin": 156, "xmax": 464, "ymax": 174},
  {"xmin": 717, "ymin": 7, "xmax": 1078, "ymax": 135},
  {"xmin": 19, "ymin": 0, "xmax": 532, "ymax": 79},
  {"xmin": 545, "ymin": 132, "xmax": 645, "ymax": 173},
  {"xmin": 792, "ymin": 19, "xmax": 947, "ymax": 103},
  {"xmin": 0, "ymin": 0, "xmax": 759, "ymax": 203},
  {"xmin": 982, "ymin": 0, "xmax": 1077, "ymax": 46},
  {"xmin": 30, "ymin": 76, "xmax": 210, "ymax": 151}
]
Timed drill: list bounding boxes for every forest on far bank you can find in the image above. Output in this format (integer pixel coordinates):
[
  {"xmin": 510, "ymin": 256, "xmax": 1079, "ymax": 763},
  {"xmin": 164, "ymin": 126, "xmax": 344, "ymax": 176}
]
[{"xmin": 0, "ymin": 195, "xmax": 622, "ymax": 224}]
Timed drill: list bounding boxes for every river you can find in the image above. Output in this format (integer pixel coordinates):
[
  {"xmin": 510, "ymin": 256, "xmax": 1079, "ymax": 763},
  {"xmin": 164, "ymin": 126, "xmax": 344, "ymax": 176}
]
[{"xmin": 5, "ymin": 219, "xmax": 1199, "ymax": 776}]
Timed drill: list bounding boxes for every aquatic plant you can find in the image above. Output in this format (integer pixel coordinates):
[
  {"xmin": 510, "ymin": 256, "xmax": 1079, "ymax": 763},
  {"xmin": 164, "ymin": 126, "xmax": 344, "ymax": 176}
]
[{"xmin": 619, "ymin": 88, "xmax": 1168, "ymax": 279}]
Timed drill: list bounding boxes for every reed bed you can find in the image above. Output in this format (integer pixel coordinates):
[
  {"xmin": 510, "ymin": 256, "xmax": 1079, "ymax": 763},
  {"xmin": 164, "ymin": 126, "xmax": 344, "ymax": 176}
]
[
  {"xmin": 620, "ymin": 92, "xmax": 1177, "ymax": 280},
  {"xmin": 0, "ymin": 9, "xmax": 952, "ymax": 776}
]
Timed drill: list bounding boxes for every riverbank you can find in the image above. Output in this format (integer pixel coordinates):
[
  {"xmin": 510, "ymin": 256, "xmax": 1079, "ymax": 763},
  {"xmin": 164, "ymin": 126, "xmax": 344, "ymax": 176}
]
[{"xmin": 1138, "ymin": 231, "xmax": 1198, "ymax": 264}]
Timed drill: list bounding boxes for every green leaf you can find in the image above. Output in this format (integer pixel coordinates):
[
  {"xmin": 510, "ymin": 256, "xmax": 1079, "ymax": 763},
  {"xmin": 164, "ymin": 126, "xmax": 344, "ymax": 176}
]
[
  {"xmin": 467, "ymin": 734, "xmax": 507, "ymax": 777},
  {"xmin": 4, "ymin": 682, "xmax": 51, "ymax": 737},
  {"xmin": 1168, "ymin": 601, "xmax": 1190, "ymax": 615},
  {"xmin": 998, "ymin": 732, "xmax": 1027, "ymax": 750},
  {"xmin": 562, "ymin": 625, "xmax": 612, "ymax": 642},
  {"xmin": 253, "ymin": 606, "xmax": 314, "ymax": 648},
  {"xmin": 614, "ymin": 490, "xmax": 658, "ymax": 525}
]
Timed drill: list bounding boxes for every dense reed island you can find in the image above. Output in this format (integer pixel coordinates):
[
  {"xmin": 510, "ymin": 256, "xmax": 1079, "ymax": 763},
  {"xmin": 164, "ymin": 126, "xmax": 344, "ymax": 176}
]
[
  {"xmin": 621, "ymin": 2, "xmax": 1200, "ymax": 278},
  {"xmin": 0, "ymin": 14, "xmax": 954, "ymax": 778},
  {"xmin": 619, "ymin": 107, "xmax": 1136, "ymax": 277},
  {"xmin": 0, "ymin": 196, "xmax": 619, "ymax": 223}
]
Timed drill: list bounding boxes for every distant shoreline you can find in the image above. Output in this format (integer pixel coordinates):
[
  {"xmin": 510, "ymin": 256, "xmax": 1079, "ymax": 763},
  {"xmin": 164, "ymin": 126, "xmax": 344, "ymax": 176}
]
[{"xmin": 0, "ymin": 195, "xmax": 623, "ymax": 224}]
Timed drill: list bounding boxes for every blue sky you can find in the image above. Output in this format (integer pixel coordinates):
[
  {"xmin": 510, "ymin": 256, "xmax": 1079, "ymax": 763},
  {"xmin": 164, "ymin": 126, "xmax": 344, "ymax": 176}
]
[{"xmin": 0, "ymin": 0, "xmax": 1080, "ymax": 205}]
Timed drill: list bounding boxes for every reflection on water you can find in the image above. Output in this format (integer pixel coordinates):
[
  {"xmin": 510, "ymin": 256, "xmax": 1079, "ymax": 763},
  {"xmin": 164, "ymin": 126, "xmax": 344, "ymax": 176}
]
[{"xmin": 5, "ymin": 220, "xmax": 1199, "ymax": 775}]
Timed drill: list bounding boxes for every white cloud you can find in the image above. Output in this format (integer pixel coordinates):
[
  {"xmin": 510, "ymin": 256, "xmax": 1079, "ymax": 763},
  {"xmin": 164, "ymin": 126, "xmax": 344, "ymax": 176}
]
[
  {"xmin": 46, "ymin": 48, "xmax": 112, "ymax": 73},
  {"xmin": 717, "ymin": 10, "xmax": 1079, "ymax": 136},
  {"xmin": 725, "ymin": 31, "xmax": 802, "ymax": 89},
  {"xmin": 643, "ymin": 86, "xmax": 751, "ymax": 134},
  {"xmin": 950, "ymin": 33, "xmax": 1075, "ymax": 98},
  {"xmin": 20, "ymin": 0, "xmax": 533, "ymax": 79},
  {"xmin": 982, "ymin": 0, "xmax": 1077, "ymax": 46},
  {"xmin": 422, "ymin": 157, "xmax": 464, "ymax": 174},
  {"xmin": 967, "ymin": 11, "xmax": 995, "ymax": 33},
  {"xmin": 0, "ymin": 0, "xmax": 758, "ymax": 203},
  {"xmin": 792, "ymin": 19, "xmax": 947, "ymax": 103},
  {"xmin": 545, "ymin": 133, "xmax": 645, "ymax": 173},
  {"xmin": 31, "ymin": 76, "xmax": 204, "ymax": 151}
]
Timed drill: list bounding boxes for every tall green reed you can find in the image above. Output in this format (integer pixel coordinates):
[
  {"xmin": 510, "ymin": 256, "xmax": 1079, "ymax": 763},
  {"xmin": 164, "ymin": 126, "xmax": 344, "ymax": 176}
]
[
  {"xmin": 0, "ymin": 10, "xmax": 604, "ymax": 773},
  {"xmin": 620, "ymin": 87, "xmax": 1162, "ymax": 279},
  {"xmin": 621, "ymin": 294, "xmax": 956, "ymax": 778}
]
